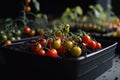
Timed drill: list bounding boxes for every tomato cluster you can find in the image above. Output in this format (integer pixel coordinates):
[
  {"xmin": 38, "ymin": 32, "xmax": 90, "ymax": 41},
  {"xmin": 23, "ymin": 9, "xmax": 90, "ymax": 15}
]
[
  {"xmin": 28, "ymin": 24, "xmax": 102, "ymax": 58},
  {"xmin": 30, "ymin": 38, "xmax": 58, "ymax": 58},
  {"xmin": 82, "ymin": 35, "xmax": 102, "ymax": 49},
  {"xmin": 23, "ymin": 26, "xmax": 46, "ymax": 37},
  {"xmin": 24, "ymin": 0, "xmax": 31, "ymax": 13},
  {"xmin": 0, "ymin": 29, "xmax": 22, "ymax": 45}
]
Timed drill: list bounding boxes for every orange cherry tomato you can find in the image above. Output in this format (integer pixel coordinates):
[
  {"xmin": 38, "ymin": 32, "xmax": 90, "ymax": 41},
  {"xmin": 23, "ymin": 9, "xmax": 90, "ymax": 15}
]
[
  {"xmin": 5, "ymin": 40, "xmax": 11, "ymax": 45},
  {"xmin": 25, "ymin": 0, "xmax": 31, "ymax": 4},
  {"xmin": 28, "ymin": 29, "xmax": 35, "ymax": 36},
  {"xmin": 25, "ymin": 6, "xmax": 31, "ymax": 12}
]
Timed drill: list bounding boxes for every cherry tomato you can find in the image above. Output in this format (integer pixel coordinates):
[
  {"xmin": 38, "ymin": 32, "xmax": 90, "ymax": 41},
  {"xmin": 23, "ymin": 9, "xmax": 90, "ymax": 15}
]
[
  {"xmin": 25, "ymin": 0, "xmax": 31, "ymax": 4},
  {"xmin": 55, "ymin": 30, "xmax": 62, "ymax": 37},
  {"xmin": 71, "ymin": 46, "xmax": 82, "ymax": 57},
  {"xmin": 52, "ymin": 39, "xmax": 61, "ymax": 49},
  {"xmin": 82, "ymin": 35, "xmax": 91, "ymax": 44},
  {"xmin": 40, "ymin": 38, "xmax": 47, "ymax": 46},
  {"xmin": 47, "ymin": 39, "xmax": 53, "ymax": 47},
  {"xmin": 10, "ymin": 37, "xmax": 16, "ymax": 41},
  {"xmin": 64, "ymin": 40, "xmax": 73, "ymax": 49},
  {"xmin": 46, "ymin": 49, "xmax": 58, "ymax": 58},
  {"xmin": 37, "ymin": 49, "xmax": 46, "ymax": 56},
  {"xmin": 96, "ymin": 42, "xmax": 102, "ymax": 49},
  {"xmin": 31, "ymin": 42, "xmax": 42, "ymax": 53},
  {"xmin": 16, "ymin": 36, "xmax": 21, "ymax": 40},
  {"xmin": 25, "ymin": 6, "xmax": 31, "ymax": 12},
  {"xmin": 57, "ymin": 46, "xmax": 66, "ymax": 54},
  {"xmin": 24, "ymin": 27, "xmax": 31, "ymax": 34},
  {"xmin": 15, "ymin": 30, "xmax": 22, "ymax": 37},
  {"xmin": 114, "ymin": 18, "xmax": 119, "ymax": 24},
  {"xmin": 0, "ymin": 30, "xmax": 4, "ymax": 34},
  {"xmin": 0, "ymin": 34, "xmax": 7, "ymax": 42},
  {"xmin": 88, "ymin": 40, "xmax": 96, "ymax": 49},
  {"xmin": 37, "ymin": 28, "xmax": 45, "ymax": 36},
  {"xmin": 4, "ymin": 40, "xmax": 11, "ymax": 45},
  {"xmin": 64, "ymin": 24, "xmax": 70, "ymax": 33},
  {"xmin": 28, "ymin": 29, "xmax": 36, "ymax": 36}
]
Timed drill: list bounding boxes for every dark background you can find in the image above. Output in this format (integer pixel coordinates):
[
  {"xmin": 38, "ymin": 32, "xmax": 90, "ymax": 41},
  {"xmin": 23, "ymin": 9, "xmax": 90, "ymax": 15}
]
[{"xmin": 0, "ymin": 0, "xmax": 119, "ymax": 19}]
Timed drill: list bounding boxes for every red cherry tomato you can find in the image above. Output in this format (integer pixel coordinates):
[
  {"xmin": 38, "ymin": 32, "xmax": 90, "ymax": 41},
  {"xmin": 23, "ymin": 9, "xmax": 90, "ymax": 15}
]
[
  {"xmin": 46, "ymin": 49, "xmax": 58, "ymax": 58},
  {"xmin": 37, "ymin": 49, "xmax": 46, "ymax": 56},
  {"xmin": 47, "ymin": 39, "xmax": 53, "ymax": 47},
  {"xmin": 24, "ymin": 27, "xmax": 31, "ymax": 34},
  {"xmin": 96, "ymin": 42, "xmax": 102, "ymax": 49},
  {"xmin": 88, "ymin": 40, "xmax": 96, "ymax": 49},
  {"xmin": 82, "ymin": 35, "xmax": 91, "ymax": 44},
  {"xmin": 40, "ymin": 38, "xmax": 47, "ymax": 46},
  {"xmin": 31, "ymin": 42, "xmax": 42, "ymax": 53},
  {"xmin": 57, "ymin": 46, "xmax": 66, "ymax": 54}
]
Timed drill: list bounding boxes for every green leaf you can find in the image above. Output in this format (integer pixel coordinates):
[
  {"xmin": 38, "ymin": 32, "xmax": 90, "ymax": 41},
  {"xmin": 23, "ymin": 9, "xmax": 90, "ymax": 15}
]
[
  {"xmin": 75, "ymin": 6, "xmax": 83, "ymax": 15},
  {"xmin": 94, "ymin": 9, "xmax": 101, "ymax": 18},
  {"xmin": 82, "ymin": 16, "xmax": 88, "ymax": 22},
  {"xmin": 96, "ymin": 4, "xmax": 103, "ymax": 12},
  {"xmin": 62, "ymin": 8, "xmax": 73, "ymax": 20},
  {"xmin": 32, "ymin": 0, "xmax": 40, "ymax": 12},
  {"xmin": 89, "ymin": 5, "xmax": 94, "ymax": 9},
  {"xmin": 5, "ymin": 18, "xmax": 12, "ymax": 23},
  {"xmin": 36, "ymin": 13, "xmax": 42, "ymax": 18},
  {"xmin": 101, "ymin": 12, "xmax": 107, "ymax": 21}
]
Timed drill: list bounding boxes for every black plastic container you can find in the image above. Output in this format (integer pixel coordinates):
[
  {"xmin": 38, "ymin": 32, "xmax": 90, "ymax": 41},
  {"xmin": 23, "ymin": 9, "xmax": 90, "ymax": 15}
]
[{"xmin": 0, "ymin": 39, "xmax": 117, "ymax": 80}]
